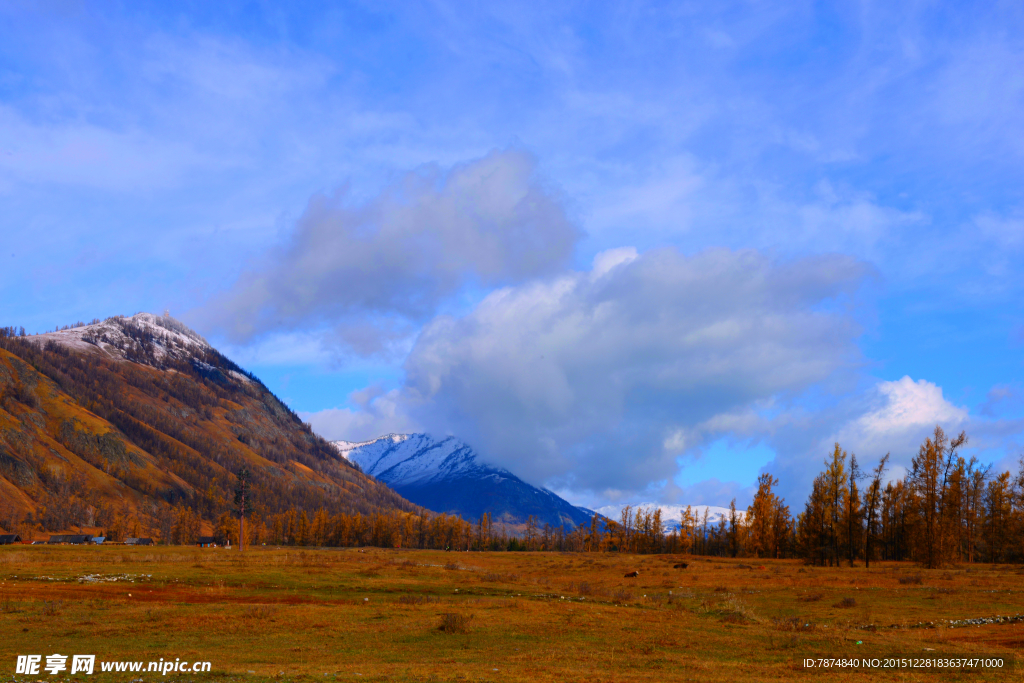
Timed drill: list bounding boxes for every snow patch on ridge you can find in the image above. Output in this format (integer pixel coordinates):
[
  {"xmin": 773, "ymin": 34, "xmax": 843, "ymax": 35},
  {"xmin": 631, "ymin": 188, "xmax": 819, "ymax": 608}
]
[
  {"xmin": 31, "ymin": 312, "xmax": 211, "ymax": 363},
  {"xmin": 330, "ymin": 432, "xmax": 599, "ymax": 528},
  {"xmin": 331, "ymin": 433, "xmax": 512, "ymax": 486}
]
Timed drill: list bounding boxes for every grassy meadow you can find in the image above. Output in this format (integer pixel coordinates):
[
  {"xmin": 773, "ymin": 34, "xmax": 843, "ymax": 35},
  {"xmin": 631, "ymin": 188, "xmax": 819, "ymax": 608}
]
[{"xmin": 1, "ymin": 546, "xmax": 1022, "ymax": 682}]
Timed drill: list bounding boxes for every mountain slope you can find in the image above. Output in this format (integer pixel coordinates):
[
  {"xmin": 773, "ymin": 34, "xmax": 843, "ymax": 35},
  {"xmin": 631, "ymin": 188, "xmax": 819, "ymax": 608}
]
[
  {"xmin": 0, "ymin": 314, "xmax": 419, "ymax": 538},
  {"xmin": 332, "ymin": 433, "xmax": 596, "ymax": 529}
]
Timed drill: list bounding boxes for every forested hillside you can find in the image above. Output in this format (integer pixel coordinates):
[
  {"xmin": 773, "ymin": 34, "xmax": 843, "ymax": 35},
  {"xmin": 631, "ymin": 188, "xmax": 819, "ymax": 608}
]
[{"xmin": 0, "ymin": 314, "xmax": 419, "ymax": 541}]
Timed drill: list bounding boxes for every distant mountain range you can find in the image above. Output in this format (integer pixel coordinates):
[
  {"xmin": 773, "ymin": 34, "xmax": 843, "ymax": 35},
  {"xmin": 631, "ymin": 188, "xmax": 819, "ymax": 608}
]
[
  {"xmin": 332, "ymin": 433, "xmax": 597, "ymax": 529},
  {"xmin": 595, "ymin": 503, "xmax": 745, "ymax": 532}
]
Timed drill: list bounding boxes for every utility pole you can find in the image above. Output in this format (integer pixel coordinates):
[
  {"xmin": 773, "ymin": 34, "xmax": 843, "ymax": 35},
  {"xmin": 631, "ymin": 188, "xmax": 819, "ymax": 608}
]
[{"xmin": 234, "ymin": 466, "xmax": 251, "ymax": 552}]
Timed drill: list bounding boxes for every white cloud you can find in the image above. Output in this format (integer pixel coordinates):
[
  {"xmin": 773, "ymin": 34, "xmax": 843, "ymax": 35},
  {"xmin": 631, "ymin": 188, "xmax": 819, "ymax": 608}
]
[
  {"xmin": 974, "ymin": 211, "xmax": 1024, "ymax": 252},
  {"xmin": 389, "ymin": 245, "xmax": 868, "ymax": 494},
  {"xmin": 764, "ymin": 376, "xmax": 971, "ymax": 500},
  {"xmin": 855, "ymin": 377, "xmax": 968, "ymax": 439},
  {"xmin": 829, "ymin": 377, "xmax": 969, "ymax": 471},
  {"xmin": 215, "ymin": 329, "xmax": 333, "ymax": 367},
  {"xmin": 0, "ymin": 105, "xmax": 221, "ymax": 192},
  {"xmin": 302, "ymin": 387, "xmax": 418, "ymax": 443},
  {"xmin": 591, "ymin": 246, "xmax": 638, "ymax": 277}
]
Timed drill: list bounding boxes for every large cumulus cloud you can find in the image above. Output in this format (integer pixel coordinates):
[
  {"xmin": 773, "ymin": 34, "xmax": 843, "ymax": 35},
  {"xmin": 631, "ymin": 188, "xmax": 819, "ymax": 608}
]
[
  {"xmin": 371, "ymin": 246, "xmax": 870, "ymax": 495},
  {"xmin": 198, "ymin": 148, "xmax": 581, "ymax": 353}
]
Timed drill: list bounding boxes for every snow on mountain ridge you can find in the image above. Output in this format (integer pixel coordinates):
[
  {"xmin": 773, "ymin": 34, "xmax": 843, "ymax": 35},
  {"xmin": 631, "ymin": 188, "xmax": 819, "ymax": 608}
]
[
  {"xmin": 32, "ymin": 312, "xmax": 211, "ymax": 363},
  {"xmin": 330, "ymin": 433, "xmax": 597, "ymax": 528},
  {"xmin": 331, "ymin": 433, "xmax": 514, "ymax": 487},
  {"xmin": 332, "ymin": 433, "xmax": 410, "ymax": 457}
]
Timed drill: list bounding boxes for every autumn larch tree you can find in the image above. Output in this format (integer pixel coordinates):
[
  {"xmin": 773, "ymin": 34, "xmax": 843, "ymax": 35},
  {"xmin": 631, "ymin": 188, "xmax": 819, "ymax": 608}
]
[
  {"xmin": 728, "ymin": 499, "xmax": 740, "ymax": 558},
  {"xmin": 747, "ymin": 473, "xmax": 779, "ymax": 559},
  {"xmin": 863, "ymin": 453, "xmax": 889, "ymax": 569},
  {"xmin": 824, "ymin": 444, "xmax": 848, "ymax": 566},
  {"xmin": 847, "ymin": 454, "xmax": 863, "ymax": 567},
  {"xmin": 909, "ymin": 426, "xmax": 967, "ymax": 568}
]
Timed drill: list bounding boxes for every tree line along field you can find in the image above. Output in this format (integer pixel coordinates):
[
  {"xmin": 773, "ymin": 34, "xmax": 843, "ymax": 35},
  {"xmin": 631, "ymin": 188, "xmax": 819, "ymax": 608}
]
[{"xmin": 1, "ymin": 545, "xmax": 1021, "ymax": 682}]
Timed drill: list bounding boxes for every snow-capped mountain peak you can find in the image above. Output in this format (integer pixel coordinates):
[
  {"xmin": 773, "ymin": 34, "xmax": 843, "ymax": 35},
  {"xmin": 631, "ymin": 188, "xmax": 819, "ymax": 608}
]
[
  {"xmin": 331, "ymin": 433, "xmax": 512, "ymax": 486},
  {"xmin": 32, "ymin": 312, "xmax": 211, "ymax": 364},
  {"xmin": 330, "ymin": 433, "xmax": 596, "ymax": 528}
]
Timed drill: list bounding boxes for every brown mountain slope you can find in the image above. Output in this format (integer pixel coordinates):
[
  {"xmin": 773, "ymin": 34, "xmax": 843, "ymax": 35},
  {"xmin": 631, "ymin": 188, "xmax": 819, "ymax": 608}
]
[{"xmin": 0, "ymin": 314, "xmax": 419, "ymax": 539}]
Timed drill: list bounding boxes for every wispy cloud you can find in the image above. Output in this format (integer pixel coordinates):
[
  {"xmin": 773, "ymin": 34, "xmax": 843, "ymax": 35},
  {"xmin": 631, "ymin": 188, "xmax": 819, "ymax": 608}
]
[{"xmin": 197, "ymin": 149, "xmax": 581, "ymax": 352}]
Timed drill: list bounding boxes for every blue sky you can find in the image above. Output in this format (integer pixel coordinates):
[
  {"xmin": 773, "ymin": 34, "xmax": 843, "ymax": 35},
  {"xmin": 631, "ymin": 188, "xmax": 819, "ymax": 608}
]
[{"xmin": 2, "ymin": 1, "xmax": 1023, "ymax": 509}]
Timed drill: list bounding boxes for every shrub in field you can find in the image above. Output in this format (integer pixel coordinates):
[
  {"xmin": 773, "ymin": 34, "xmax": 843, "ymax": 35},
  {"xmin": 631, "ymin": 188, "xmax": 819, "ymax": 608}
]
[
  {"xmin": 773, "ymin": 616, "xmax": 812, "ymax": 631},
  {"xmin": 438, "ymin": 613, "xmax": 472, "ymax": 633},
  {"xmin": 797, "ymin": 593, "xmax": 823, "ymax": 602},
  {"xmin": 42, "ymin": 600, "xmax": 64, "ymax": 616},
  {"xmin": 397, "ymin": 595, "xmax": 439, "ymax": 605},
  {"xmin": 443, "ymin": 562, "xmax": 461, "ymax": 571},
  {"xmin": 899, "ymin": 574, "xmax": 923, "ymax": 585},
  {"xmin": 563, "ymin": 581, "xmax": 593, "ymax": 595},
  {"xmin": 243, "ymin": 605, "xmax": 276, "ymax": 620},
  {"xmin": 833, "ymin": 597, "xmax": 856, "ymax": 608},
  {"xmin": 720, "ymin": 595, "xmax": 759, "ymax": 623}
]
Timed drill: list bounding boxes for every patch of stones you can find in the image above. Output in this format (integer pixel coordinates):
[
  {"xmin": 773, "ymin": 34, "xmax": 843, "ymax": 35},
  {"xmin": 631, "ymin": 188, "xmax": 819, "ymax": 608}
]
[
  {"xmin": 856, "ymin": 613, "xmax": 1024, "ymax": 630},
  {"xmin": 77, "ymin": 573, "xmax": 152, "ymax": 583},
  {"xmin": 945, "ymin": 614, "xmax": 1024, "ymax": 628},
  {"xmin": 5, "ymin": 573, "xmax": 153, "ymax": 583}
]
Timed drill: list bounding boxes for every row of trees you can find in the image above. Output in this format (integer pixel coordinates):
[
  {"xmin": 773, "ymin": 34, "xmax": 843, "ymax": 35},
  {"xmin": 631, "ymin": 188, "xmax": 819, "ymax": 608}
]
[
  {"xmin": 796, "ymin": 427, "xmax": 1024, "ymax": 567},
  {"xmin": 663, "ymin": 428, "xmax": 1024, "ymax": 567},
  {"xmin": 49, "ymin": 503, "xmax": 602, "ymax": 553}
]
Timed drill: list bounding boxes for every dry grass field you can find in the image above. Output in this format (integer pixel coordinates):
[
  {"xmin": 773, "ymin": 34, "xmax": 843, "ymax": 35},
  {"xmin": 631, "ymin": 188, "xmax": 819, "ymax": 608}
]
[{"xmin": 1, "ymin": 546, "xmax": 1022, "ymax": 682}]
